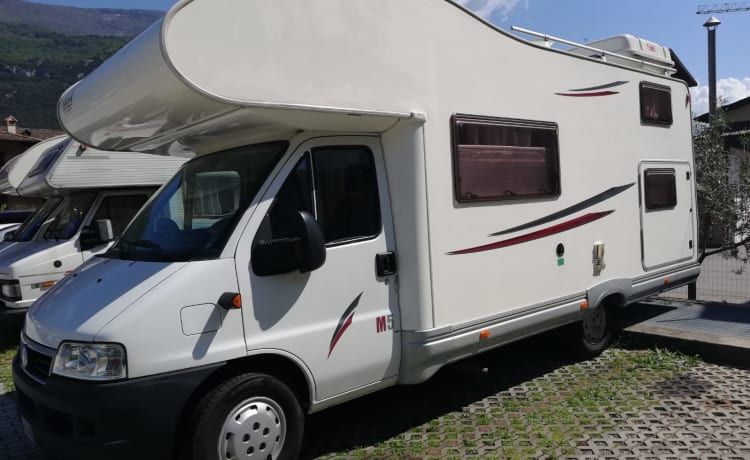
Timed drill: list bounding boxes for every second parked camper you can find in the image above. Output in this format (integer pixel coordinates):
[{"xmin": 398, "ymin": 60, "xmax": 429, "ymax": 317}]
[{"xmin": 0, "ymin": 137, "xmax": 187, "ymax": 312}]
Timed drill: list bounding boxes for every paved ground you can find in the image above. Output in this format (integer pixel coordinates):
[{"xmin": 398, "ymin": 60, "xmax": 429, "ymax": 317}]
[{"xmin": 2, "ymin": 327, "xmax": 750, "ymax": 460}]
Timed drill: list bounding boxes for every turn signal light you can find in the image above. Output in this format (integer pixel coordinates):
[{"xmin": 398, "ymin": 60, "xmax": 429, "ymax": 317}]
[
  {"xmin": 580, "ymin": 301, "xmax": 589, "ymax": 310},
  {"xmin": 479, "ymin": 330, "xmax": 491, "ymax": 339},
  {"xmin": 218, "ymin": 292, "xmax": 242, "ymax": 310},
  {"xmin": 41, "ymin": 281, "xmax": 55, "ymax": 288},
  {"xmin": 664, "ymin": 277, "xmax": 671, "ymax": 284}
]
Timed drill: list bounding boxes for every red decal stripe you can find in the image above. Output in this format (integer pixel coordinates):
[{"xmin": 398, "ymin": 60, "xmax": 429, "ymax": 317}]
[
  {"xmin": 556, "ymin": 91, "xmax": 619, "ymax": 97},
  {"xmin": 328, "ymin": 314, "xmax": 354, "ymax": 358},
  {"xmin": 449, "ymin": 211, "xmax": 613, "ymax": 255}
]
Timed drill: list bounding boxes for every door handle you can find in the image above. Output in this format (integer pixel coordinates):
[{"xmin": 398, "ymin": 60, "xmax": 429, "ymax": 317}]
[{"xmin": 376, "ymin": 252, "xmax": 397, "ymax": 277}]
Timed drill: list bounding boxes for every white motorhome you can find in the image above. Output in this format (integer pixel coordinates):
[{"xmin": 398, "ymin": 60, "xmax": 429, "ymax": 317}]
[
  {"xmin": 0, "ymin": 137, "xmax": 66, "ymax": 244},
  {"xmin": 0, "ymin": 137, "xmax": 187, "ymax": 313},
  {"xmin": 15, "ymin": 1, "xmax": 699, "ymax": 459}
]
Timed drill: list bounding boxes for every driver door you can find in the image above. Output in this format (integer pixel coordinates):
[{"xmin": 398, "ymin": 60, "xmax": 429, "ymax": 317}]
[{"xmin": 236, "ymin": 136, "xmax": 400, "ymax": 402}]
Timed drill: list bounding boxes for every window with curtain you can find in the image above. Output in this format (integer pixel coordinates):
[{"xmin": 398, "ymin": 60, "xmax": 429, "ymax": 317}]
[
  {"xmin": 452, "ymin": 116, "xmax": 560, "ymax": 203},
  {"xmin": 640, "ymin": 82, "xmax": 673, "ymax": 125}
]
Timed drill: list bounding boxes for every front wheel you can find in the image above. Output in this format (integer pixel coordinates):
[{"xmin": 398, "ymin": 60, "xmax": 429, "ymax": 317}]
[
  {"xmin": 187, "ymin": 373, "xmax": 304, "ymax": 460},
  {"xmin": 566, "ymin": 305, "xmax": 613, "ymax": 360}
]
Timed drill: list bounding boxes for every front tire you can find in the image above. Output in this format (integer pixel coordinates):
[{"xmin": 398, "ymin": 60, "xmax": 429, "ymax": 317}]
[{"xmin": 187, "ymin": 373, "xmax": 304, "ymax": 460}]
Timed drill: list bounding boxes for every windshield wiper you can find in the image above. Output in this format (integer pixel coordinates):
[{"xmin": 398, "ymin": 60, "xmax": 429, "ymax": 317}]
[{"xmin": 120, "ymin": 238, "xmax": 161, "ymax": 251}]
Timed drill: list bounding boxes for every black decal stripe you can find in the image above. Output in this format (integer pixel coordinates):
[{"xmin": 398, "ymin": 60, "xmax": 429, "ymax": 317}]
[
  {"xmin": 556, "ymin": 91, "xmax": 619, "ymax": 97},
  {"xmin": 489, "ymin": 183, "xmax": 635, "ymax": 237},
  {"xmin": 569, "ymin": 81, "xmax": 628, "ymax": 92},
  {"xmin": 329, "ymin": 292, "xmax": 363, "ymax": 348}
]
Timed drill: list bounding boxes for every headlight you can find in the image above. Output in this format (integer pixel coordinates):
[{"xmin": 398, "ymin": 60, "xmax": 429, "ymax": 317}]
[
  {"xmin": 52, "ymin": 342, "xmax": 127, "ymax": 380},
  {"xmin": 1, "ymin": 281, "xmax": 21, "ymax": 301}
]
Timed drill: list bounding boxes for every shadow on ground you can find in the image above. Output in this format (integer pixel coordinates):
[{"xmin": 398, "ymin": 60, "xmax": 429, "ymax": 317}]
[{"xmin": 300, "ymin": 328, "xmax": 578, "ymax": 459}]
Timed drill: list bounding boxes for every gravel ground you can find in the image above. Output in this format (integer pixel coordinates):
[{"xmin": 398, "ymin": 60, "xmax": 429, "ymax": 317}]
[{"xmin": 2, "ymin": 335, "xmax": 749, "ymax": 460}]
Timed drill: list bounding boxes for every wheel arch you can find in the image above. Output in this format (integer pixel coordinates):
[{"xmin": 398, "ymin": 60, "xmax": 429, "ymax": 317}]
[
  {"xmin": 587, "ymin": 278, "xmax": 631, "ymax": 310},
  {"xmin": 173, "ymin": 351, "xmax": 315, "ymax": 456}
]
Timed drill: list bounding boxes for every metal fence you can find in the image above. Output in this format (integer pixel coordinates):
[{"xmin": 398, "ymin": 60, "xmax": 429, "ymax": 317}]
[{"xmin": 659, "ymin": 248, "xmax": 750, "ymax": 304}]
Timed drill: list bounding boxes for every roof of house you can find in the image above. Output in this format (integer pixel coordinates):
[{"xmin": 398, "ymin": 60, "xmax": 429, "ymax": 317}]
[
  {"xmin": 696, "ymin": 95, "xmax": 750, "ymax": 123},
  {"xmin": 0, "ymin": 124, "xmax": 63, "ymax": 144}
]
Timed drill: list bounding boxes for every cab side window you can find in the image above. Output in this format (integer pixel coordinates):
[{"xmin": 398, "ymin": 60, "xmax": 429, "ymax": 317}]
[
  {"xmin": 268, "ymin": 146, "xmax": 380, "ymax": 245},
  {"xmin": 92, "ymin": 194, "xmax": 149, "ymax": 236}
]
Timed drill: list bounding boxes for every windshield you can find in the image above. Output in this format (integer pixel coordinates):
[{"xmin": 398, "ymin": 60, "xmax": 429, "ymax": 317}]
[
  {"xmin": 105, "ymin": 141, "xmax": 287, "ymax": 262},
  {"xmin": 11, "ymin": 198, "xmax": 63, "ymax": 242},
  {"xmin": 43, "ymin": 192, "xmax": 97, "ymax": 240}
]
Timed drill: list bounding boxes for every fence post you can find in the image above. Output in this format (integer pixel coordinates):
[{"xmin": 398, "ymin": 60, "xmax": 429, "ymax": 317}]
[{"xmin": 687, "ymin": 281, "xmax": 697, "ymax": 300}]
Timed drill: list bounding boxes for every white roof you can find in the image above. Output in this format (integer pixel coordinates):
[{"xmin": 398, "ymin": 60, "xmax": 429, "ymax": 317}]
[
  {"xmin": 17, "ymin": 138, "xmax": 189, "ymax": 197},
  {"xmin": 57, "ymin": 0, "xmax": 688, "ymax": 156}
]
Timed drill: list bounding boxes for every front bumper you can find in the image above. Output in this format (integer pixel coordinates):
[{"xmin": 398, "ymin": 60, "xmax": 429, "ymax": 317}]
[
  {"xmin": 13, "ymin": 352, "xmax": 222, "ymax": 460},
  {"xmin": 0, "ymin": 301, "xmax": 28, "ymax": 317}
]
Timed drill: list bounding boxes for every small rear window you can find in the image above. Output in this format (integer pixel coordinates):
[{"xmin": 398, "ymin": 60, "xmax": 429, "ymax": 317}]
[
  {"xmin": 640, "ymin": 82, "xmax": 673, "ymax": 125},
  {"xmin": 644, "ymin": 169, "xmax": 676, "ymax": 210}
]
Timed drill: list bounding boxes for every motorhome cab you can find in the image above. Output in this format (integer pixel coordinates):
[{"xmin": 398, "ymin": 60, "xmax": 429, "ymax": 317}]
[
  {"xmin": 0, "ymin": 137, "xmax": 187, "ymax": 312},
  {"xmin": 15, "ymin": 1, "xmax": 699, "ymax": 459},
  {"xmin": 0, "ymin": 137, "xmax": 64, "ymax": 249}
]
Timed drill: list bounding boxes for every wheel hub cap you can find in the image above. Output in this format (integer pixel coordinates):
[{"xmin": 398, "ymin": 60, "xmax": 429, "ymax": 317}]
[{"xmin": 219, "ymin": 397, "xmax": 286, "ymax": 460}]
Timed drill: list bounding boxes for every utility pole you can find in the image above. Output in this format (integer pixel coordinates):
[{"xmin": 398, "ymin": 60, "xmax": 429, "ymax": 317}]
[{"xmin": 703, "ymin": 17, "xmax": 721, "ymax": 116}]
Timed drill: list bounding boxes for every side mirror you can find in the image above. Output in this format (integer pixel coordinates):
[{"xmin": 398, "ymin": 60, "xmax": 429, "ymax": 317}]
[
  {"xmin": 252, "ymin": 211, "xmax": 326, "ymax": 276},
  {"xmin": 80, "ymin": 219, "xmax": 114, "ymax": 251},
  {"xmin": 3, "ymin": 231, "xmax": 15, "ymax": 242},
  {"xmin": 96, "ymin": 219, "xmax": 114, "ymax": 242}
]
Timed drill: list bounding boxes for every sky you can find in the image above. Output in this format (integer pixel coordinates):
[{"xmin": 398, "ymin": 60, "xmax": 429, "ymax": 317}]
[{"xmin": 32, "ymin": 0, "xmax": 750, "ymax": 115}]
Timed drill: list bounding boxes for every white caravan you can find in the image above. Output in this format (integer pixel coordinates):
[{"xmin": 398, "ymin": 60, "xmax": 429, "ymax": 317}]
[
  {"xmin": 16, "ymin": 1, "xmax": 699, "ymax": 459},
  {"xmin": 0, "ymin": 137, "xmax": 66, "ymax": 244},
  {"xmin": 0, "ymin": 137, "xmax": 187, "ymax": 313}
]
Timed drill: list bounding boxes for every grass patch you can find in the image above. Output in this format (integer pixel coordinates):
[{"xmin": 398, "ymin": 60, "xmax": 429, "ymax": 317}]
[
  {"xmin": 0, "ymin": 318, "xmax": 23, "ymax": 392},
  {"xmin": 626, "ymin": 347, "xmax": 700, "ymax": 370}
]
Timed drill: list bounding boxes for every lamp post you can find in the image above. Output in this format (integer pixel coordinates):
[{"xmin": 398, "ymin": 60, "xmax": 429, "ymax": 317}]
[
  {"xmin": 703, "ymin": 16, "xmax": 721, "ymax": 116},
  {"xmin": 689, "ymin": 17, "xmax": 722, "ymax": 301}
]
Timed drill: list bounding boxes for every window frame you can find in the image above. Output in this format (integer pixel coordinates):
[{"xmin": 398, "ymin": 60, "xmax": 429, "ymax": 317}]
[
  {"xmin": 268, "ymin": 145, "xmax": 383, "ymax": 248},
  {"xmin": 451, "ymin": 114, "xmax": 561, "ymax": 204},
  {"xmin": 643, "ymin": 168, "xmax": 677, "ymax": 211},
  {"xmin": 639, "ymin": 81, "xmax": 673, "ymax": 126}
]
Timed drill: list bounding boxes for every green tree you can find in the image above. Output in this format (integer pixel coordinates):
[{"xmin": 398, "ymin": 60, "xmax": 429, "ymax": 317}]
[{"xmin": 694, "ymin": 106, "xmax": 750, "ymax": 267}]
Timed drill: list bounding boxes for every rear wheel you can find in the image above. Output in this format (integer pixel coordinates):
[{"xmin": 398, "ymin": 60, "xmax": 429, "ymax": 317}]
[
  {"xmin": 566, "ymin": 305, "xmax": 613, "ymax": 360},
  {"xmin": 187, "ymin": 373, "xmax": 304, "ymax": 460}
]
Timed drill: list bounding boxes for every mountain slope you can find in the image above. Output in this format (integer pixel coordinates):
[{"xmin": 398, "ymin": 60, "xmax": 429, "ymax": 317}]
[
  {"xmin": 0, "ymin": 0, "xmax": 162, "ymax": 37},
  {"xmin": 0, "ymin": 21, "xmax": 130, "ymax": 128}
]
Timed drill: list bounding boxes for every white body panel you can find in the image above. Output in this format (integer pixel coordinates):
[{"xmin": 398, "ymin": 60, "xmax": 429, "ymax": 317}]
[
  {"xmin": 28, "ymin": 0, "xmax": 699, "ymax": 415},
  {"xmin": 0, "ymin": 136, "xmax": 66, "ymax": 195}
]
